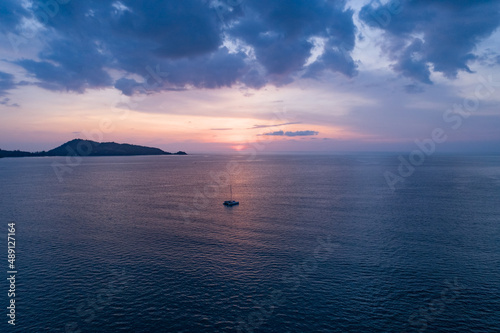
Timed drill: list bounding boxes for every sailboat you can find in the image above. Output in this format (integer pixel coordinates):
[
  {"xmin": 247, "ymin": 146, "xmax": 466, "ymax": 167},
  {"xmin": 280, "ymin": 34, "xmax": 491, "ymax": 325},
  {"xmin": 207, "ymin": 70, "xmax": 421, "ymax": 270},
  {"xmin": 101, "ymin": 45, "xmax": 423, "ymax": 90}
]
[{"xmin": 223, "ymin": 184, "xmax": 239, "ymax": 206}]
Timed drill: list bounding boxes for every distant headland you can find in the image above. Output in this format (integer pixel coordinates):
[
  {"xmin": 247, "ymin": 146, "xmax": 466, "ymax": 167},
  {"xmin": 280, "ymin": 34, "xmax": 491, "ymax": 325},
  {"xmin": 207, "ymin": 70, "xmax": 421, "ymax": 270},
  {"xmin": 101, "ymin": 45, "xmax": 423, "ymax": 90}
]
[{"xmin": 0, "ymin": 139, "xmax": 187, "ymax": 158}]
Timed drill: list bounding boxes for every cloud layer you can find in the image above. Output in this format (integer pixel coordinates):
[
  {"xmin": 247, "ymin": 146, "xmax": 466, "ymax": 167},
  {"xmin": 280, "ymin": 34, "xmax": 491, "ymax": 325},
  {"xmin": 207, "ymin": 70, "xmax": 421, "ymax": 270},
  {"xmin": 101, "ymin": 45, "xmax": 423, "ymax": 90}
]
[
  {"xmin": 0, "ymin": 0, "xmax": 499, "ymax": 96},
  {"xmin": 264, "ymin": 130, "xmax": 319, "ymax": 137},
  {"xmin": 0, "ymin": 71, "xmax": 16, "ymax": 96},
  {"xmin": 359, "ymin": 0, "xmax": 500, "ymax": 84},
  {"xmin": 2, "ymin": 0, "xmax": 356, "ymax": 95}
]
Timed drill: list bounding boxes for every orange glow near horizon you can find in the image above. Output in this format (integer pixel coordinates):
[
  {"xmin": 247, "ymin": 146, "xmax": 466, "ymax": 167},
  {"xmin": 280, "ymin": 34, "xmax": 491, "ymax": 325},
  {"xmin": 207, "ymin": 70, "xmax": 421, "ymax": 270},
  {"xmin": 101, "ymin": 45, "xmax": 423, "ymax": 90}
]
[
  {"xmin": 0, "ymin": 84, "xmax": 378, "ymax": 152},
  {"xmin": 231, "ymin": 145, "xmax": 247, "ymax": 151}
]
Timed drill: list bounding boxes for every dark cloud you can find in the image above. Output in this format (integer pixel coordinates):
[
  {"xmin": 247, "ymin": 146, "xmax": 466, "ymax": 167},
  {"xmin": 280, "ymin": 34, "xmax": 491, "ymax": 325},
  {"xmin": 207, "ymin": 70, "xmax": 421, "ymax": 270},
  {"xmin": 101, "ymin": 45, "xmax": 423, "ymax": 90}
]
[
  {"xmin": 1, "ymin": 0, "xmax": 357, "ymax": 95},
  {"xmin": 359, "ymin": 0, "xmax": 500, "ymax": 84},
  {"xmin": 231, "ymin": 0, "xmax": 357, "ymax": 80},
  {"xmin": 285, "ymin": 130, "xmax": 319, "ymax": 137},
  {"xmin": 114, "ymin": 78, "xmax": 142, "ymax": 96},
  {"xmin": 2, "ymin": 0, "xmax": 499, "ymax": 95},
  {"xmin": 264, "ymin": 130, "xmax": 319, "ymax": 136},
  {"xmin": 0, "ymin": 71, "xmax": 16, "ymax": 96},
  {"xmin": 391, "ymin": 38, "xmax": 432, "ymax": 84},
  {"xmin": 16, "ymin": 37, "xmax": 114, "ymax": 93},
  {"xmin": 264, "ymin": 130, "xmax": 285, "ymax": 136},
  {"xmin": 113, "ymin": 47, "xmax": 249, "ymax": 95},
  {"xmin": 165, "ymin": 48, "xmax": 248, "ymax": 89},
  {"xmin": 304, "ymin": 46, "xmax": 358, "ymax": 79}
]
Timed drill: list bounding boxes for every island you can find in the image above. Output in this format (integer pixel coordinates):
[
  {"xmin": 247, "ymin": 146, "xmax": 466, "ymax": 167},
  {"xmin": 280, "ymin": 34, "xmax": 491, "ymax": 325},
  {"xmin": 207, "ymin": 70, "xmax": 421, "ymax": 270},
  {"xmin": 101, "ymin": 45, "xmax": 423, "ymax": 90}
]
[{"xmin": 0, "ymin": 139, "xmax": 187, "ymax": 158}]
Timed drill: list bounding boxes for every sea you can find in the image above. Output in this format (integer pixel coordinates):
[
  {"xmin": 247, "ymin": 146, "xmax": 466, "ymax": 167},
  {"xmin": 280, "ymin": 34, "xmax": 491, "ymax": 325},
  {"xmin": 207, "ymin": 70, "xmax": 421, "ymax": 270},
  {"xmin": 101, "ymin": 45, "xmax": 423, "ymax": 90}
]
[{"xmin": 0, "ymin": 153, "xmax": 499, "ymax": 332}]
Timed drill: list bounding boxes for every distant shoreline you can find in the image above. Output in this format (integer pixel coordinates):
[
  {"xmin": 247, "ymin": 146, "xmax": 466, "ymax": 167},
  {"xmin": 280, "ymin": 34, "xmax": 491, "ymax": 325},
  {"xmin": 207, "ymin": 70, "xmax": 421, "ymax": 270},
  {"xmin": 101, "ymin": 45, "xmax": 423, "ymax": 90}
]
[{"xmin": 0, "ymin": 139, "xmax": 187, "ymax": 158}]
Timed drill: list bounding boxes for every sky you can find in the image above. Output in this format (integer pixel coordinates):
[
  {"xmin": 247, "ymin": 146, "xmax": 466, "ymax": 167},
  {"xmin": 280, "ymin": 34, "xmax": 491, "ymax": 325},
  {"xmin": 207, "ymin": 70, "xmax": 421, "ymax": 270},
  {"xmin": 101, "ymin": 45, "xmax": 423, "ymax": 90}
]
[{"xmin": 0, "ymin": 0, "xmax": 499, "ymax": 153}]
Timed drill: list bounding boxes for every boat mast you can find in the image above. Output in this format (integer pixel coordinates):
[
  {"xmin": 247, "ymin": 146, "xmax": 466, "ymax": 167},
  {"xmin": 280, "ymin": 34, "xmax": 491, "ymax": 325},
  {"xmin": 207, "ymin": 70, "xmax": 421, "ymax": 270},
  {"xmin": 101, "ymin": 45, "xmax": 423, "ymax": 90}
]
[{"xmin": 230, "ymin": 184, "xmax": 233, "ymax": 201}]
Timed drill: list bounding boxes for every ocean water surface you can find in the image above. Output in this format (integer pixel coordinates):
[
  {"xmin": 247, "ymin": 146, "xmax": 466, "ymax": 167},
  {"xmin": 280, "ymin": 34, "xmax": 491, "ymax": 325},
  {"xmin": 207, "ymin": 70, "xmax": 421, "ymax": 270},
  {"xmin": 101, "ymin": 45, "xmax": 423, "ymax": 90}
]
[{"xmin": 1, "ymin": 154, "xmax": 499, "ymax": 332}]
